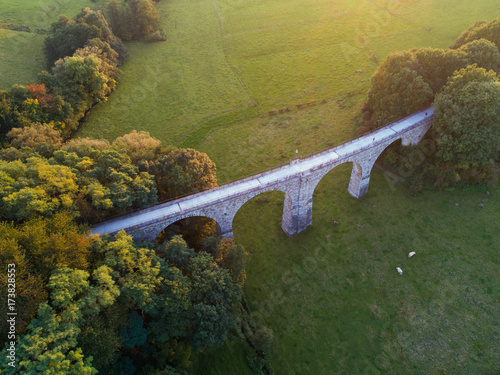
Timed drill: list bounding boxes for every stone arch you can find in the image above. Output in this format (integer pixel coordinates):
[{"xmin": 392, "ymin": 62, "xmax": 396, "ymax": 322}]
[
  {"xmin": 155, "ymin": 215, "xmax": 222, "ymax": 248},
  {"xmin": 310, "ymin": 160, "xmax": 362, "ymax": 199},
  {"xmin": 281, "ymin": 160, "xmax": 358, "ymax": 232},
  {"xmin": 231, "ymin": 189, "xmax": 292, "ymax": 237},
  {"xmin": 129, "ymin": 212, "xmax": 224, "ymax": 243},
  {"xmin": 373, "ymin": 137, "xmax": 405, "ymax": 163}
]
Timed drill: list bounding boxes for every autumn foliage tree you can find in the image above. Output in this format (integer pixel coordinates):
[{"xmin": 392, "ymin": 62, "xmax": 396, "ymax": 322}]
[
  {"xmin": 7, "ymin": 122, "xmax": 62, "ymax": 155},
  {"xmin": 44, "ymin": 8, "xmax": 127, "ymax": 66},
  {"xmin": 143, "ymin": 146, "xmax": 218, "ymax": 246},
  {"xmin": 0, "ymin": 213, "xmax": 92, "ymax": 338},
  {"xmin": 0, "ymin": 231, "xmax": 248, "ymax": 374}
]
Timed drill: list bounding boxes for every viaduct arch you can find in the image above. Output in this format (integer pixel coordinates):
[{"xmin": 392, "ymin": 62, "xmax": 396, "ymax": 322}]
[{"xmin": 91, "ymin": 108, "xmax": 434, "ymax": 241}]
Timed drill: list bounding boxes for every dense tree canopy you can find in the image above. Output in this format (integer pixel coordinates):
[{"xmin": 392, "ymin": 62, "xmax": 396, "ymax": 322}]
[
  {"xmin": 0, "ymin": 85, "xmax": 71, "ymax": 136},
  {"xmin": 1, "ymin": 128, "xmax": 219, "ymax": 223},
  {"xmin": 0, "ymin": 142, "xmax": 158, "ymax": 221},
  {"xmin": 44, "ymin": 8, "xmax": 127, "ymax": 66},
  {"xmin": 105, "ymin": 0, "xmax": 162, "ymax": 41},
  {"xmin": 0, "ymin": 264, "xmax": 119, "ymax": 374},
  {"xmin": 7, "ymin": 122, "xmax": 62, "ymax": 156},
  {"xmin": 0, "ymin": 213, "xmax": 92, "ymax": 338},
  {"xmin": 360, "ymin": 35, "xmax": 500, "ymax": 133},
  {"xmin": 1, "ymin": 231, "xmax": 249, "ymax": 374},
  {"xmin": 364, "ymin": 17, "xmax": 500, "ymax": 187},
  {"xmin": 433, "ymin": 65, "xmax": 500, "ymax": 165}
]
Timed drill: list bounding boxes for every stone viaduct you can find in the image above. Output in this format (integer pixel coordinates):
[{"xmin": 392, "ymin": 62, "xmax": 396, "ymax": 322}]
[{"xmin": 91, "ymin": 107, "xmax": 434, "ymax": 241}]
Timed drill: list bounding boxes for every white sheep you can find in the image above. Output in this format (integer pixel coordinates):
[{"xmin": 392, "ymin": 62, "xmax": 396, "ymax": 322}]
[
  {"xmin": 396, "ymin": 267, "xmax": 403, "ymax": 275},
  {"xmin": 408, "ymin": 251, "xmax": 416, "ymax": 258}
]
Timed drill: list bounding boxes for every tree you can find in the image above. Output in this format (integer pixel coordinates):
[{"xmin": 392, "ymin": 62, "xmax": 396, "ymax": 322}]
[
  {"xmin": 44, "ymin": 8, "xmax": 127, "ymax": 66},
  {"xmin": 1, "ymin": 136, "xmax": 159, "ymax": 221},
  {"xmin": 74, "ymin": 44, "xmax": 121, "ymax": 83},
  {"xmin": 106, "ymin": 0, "xmax": 135, "ymax": 41},
  {"xmin": 0, "ymin": 85, "xmax": 63, "ymax": 135},
  {"xmin": 88, "ymin": 147, "xmax": 158, "ymax": 210},
  {"xmin": 148, "ymin": 147, "xmax": 217, "ymax": 201},
  {"xmin": 113, "ymin": 130, "xmax": 161, "ymax": 164},
  {"xmin": 52, "ymin": 54, "xmax": 113, "ymax": 109},
  {"xmin": 7, "ymin": 123, "xmax": 63, "ymax": 156},
  {"xmin": 202, "ymin": 237, "xmax": 250, "ymax": 286},
  {"xmin": 451, "ymin": 16, "xmax": 500, "ymax": 49},
  {"xmin": 105, "ymin": 0, "xmax": 161, "ymax": 41},
  {"xmin": 361, "ymin": 58, "xmax": 434, "ymax": 132},
  {"xmin": 44, "ymin": 17, "xmax": 102, "ymax": 66},
  {"xmin": 78, "ymin": 301, "xmax": 128, "ymax": 370},
  {"xmin": 0, "ymin": 213, "xmax": 91, "ymax": 279},
  {"xmin": 187, "ymin": 252, "xmax": 242, "ymax": 352},
  {"xmin": 359, "ymin": 35, "xmax": 500, "ymax": 134},
  {"xmin": 97, "ymin": 231, "xmax": 163, "ymax": 311},
  {"xmin": 412, "ymin": 48, "xmax": 468, "ymax": 93},
  {"xmin": 433, "ymin": 65, "xmax": 500, "ymax": 166},
  {"xmin": 134, "ymin": 0, "xmax": 160, "ymax": 38},
  {"xmin": 1, "ymin": 157, "xmax": 80, "ymax": 220},
  {"xmin": 0, "ymin": 234, "xmax": 47, "ymax": 338},
  {"xmin": 459, "ymin": 38, "xmax": 500, "ymax": 73},
  {"xmin": 119, "ymin": 311, "xmax": 148, "ymax": 349},
  {"xmin": 62, "ymin": 137, "xmax": 110, "ymax": 157},
  {"xmin": 251, "ymin": 326, "xmax": 274, "ymax": 352},
  {"xmin": 0, "ymin": 264, "xmax": 119, "ymax": 374}
]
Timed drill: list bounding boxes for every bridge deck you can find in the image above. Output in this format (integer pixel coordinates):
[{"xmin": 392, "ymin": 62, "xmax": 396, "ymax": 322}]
[{"xmin": 91, "ymin": 107, "xmax": 433, "ymax": 236}]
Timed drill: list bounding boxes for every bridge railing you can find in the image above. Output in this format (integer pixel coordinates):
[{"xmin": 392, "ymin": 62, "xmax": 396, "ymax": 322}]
[{"xmin": 92, "ymin": 107, "xmax": 434, "ymax": 225}]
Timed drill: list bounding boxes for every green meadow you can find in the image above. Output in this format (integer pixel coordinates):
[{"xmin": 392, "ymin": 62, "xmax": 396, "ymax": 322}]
[
  {"xmin": 196, "ymin": 165, "xmax": 499, "ymax": 374},
  {"xmin": 0, "ymin": 30, "xmax": 46, "ymax": 88},
  {"xmin": 0, "ymin": 0, "xmax": 95, "ymax": 90},
  {"xmin": 0, "ymin": 0, "xmax": 94, "ymax": 28}
]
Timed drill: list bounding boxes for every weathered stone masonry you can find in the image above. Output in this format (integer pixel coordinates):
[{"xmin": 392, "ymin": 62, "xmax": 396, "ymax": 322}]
[{"xmin": 91, "ymin": 108, "xmax": 434, "ymax": 241}]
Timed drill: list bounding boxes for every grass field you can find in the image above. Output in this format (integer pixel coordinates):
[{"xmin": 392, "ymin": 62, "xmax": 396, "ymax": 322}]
[
  {"xmin": 0, "ymin": 0, "xmax": 95, "ymax": 90},
  {"xmin": 77, "ymin": 0, "xmax": 500, "ymax": 181},
  {"xmin": 0, "ymin": 0, "xmax": 94, "ymax": 28},
  {"xmin": 78, "ymin": 0, "xmax": 255, "ymax": 144},
  {"xmin": 0, "ymin": 30, "xmax": 46, "ymax": 89},
  {"xmin": 217, "ymin": 165, "xmax": 499, "ymax": 374}
]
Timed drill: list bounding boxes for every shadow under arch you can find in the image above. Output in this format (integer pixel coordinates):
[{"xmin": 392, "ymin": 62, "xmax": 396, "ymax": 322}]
[
  {"xmin": 155, "ymin": 215, "xmax": 221, "ymax": 250},
  {"xmin": 310, "ymin": 161, "xmax": 359, "ymax": 226},
  {"xmin": 232, "ymin": 190, "xmax": 289, "ymax": 238},
  {"xmin": 312, "ymin": 160, "xmax": 361, "ymax": 198}
]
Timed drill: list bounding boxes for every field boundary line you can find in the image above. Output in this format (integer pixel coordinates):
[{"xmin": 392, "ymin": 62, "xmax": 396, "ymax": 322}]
[{"xmin": 178, "ymin": 89, "xmax": 367, "ymax": 148}]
